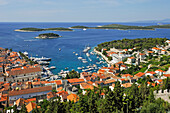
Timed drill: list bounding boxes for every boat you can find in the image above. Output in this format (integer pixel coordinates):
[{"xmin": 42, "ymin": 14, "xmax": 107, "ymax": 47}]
[
  {"xmin": 31, "ymin": 56, "xmax": 51, "ymax": 61},
  {"xmin": 82, "ymin": 60, "xmax": 88, "ymax": 63},
  {"xmin": 38, "ymin": 61, "xmax": 50, "ymax": 65},
  {"xmin": 83, "ymin": 48, "xmax": 88, "ymax": 53},
  {"xmin": 77, "ymin": 67, "xmax": 82, "ymax": 70},
  {"xmin": 82, "ymin": 59, "xmax": 86, "ymax": 61},
  {"xmin": 59, "ymin": 48, "xmax": 61, "ymax": 51},
  {"xmin": 65, "ymin": 67, "xmax": 69, "ymax": 70},
  {"xmin": 78, "ymin": 57, "xmax": 83, "ymax": 59},
  {"xmin": 83, "ymin": 28, "xmax": 87, "ymax": 31},
  {"xmin": 90, "ymin": 52, "xmax": 94, "ymax": 55},
  {"xmin": 87, "ymin": 46, "xmax": 91, "ymax": 50},
  {"xmin": 83, "ymin": 45, "xmax": 91, "ymax": 53},
  {"xmin": 49, "ymin": 66, "xmax": 56, "ymax": 70},
  {"xmin": 86, "ymin": 53, "xmax": 90, "ymax": 57},
  {"xmin": 75, "ymin": 53, "xmax": 78, "ymax": 56},
  {"xmin": 73, "ymin": 52, "xmax": 75, "ymax": 54},
  {"xmin": 23, "ymin": 51, "xmax": 28, "ymax": 56}
]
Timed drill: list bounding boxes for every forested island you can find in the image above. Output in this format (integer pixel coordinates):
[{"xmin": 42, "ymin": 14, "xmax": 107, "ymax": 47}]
[
  {"xmin": 95, "ymin": 38, "xmax": 167, "ymax": 52},
  {"xmin": 35, "ymin": 33, "xmax": 61, "ymax": 39},
  {"xmin": 71, "ymin": 24, "xmax": 170, "ymax": 30},
  {"xmin": 70, "ymin": 26, "xmax": 89, "ymax": 29},
  {"xmin": 15, "ymin": 27, "xmax": 73, "ymax": 32},
  {"xmin": 15, "ymin": 24, "xmax": 170, "ymax": 32}
]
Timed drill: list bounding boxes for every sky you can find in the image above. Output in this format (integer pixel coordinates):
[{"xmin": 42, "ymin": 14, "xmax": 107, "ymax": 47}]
[{"xmin": 0, "ymin": 0, "xmax": 169, "ymax": 22}]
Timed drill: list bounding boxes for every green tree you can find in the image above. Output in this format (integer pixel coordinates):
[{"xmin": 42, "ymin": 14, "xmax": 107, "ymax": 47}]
[{"xmin": 20, "ymin": 104, "xmax": 28, "ymax": 113}]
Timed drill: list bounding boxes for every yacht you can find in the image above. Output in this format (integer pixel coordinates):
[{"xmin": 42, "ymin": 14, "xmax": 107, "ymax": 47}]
[
  {"xmin": 49, "ymin": 66, "xmax": 56, "ymax": 70},
  {"xmin": 31, "ymin": 56, "xmax": 51, "ymax": 61},
  {"xmin": 23, "ymin": 51, "xmax": 28, "ymax": 56},
  {"xmin": 86, "ymin": 53, "xmax": 90, "ymax": 57},
  {"xmin": 83, "ymin": 28, "xmax": 87, "ymax": 31},
  {"xmin": 78, "ymin": 57, "xmax": 83, "ymax": 59},
  {"xmin": 82, "ymin": 60, "xmax": 88, "ymax": 63},
  {"xmin": 77, "ymin": 67, "xmax": 82, "ymax": 70}
]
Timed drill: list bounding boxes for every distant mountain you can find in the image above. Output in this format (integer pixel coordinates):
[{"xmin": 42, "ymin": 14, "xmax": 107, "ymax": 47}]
[{"xmin": 134, "ymin": 18, "xmax": 170, "ymax": 23}]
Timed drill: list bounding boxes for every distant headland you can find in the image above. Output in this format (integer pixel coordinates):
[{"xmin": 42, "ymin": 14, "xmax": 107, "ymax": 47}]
[
  {"xmin": 35, "ymin": 33, "xmax": 61, "ymax": 39},
  {"xmin": 15, "ymin": 27, "xmax": 73, "ymax": 32},
  {"xmin": 70, "ymin": 24, "xmax": 170, "ymax": 30}
]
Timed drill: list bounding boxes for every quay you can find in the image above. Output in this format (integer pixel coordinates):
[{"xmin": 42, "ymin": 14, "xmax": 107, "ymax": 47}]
[{"xmin": 93, "ymin": 48, "xmax": 113, "ymax": 65}]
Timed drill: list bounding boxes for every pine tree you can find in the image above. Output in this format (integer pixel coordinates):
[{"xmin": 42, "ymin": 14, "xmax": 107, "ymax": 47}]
[
  {"xmin": 20, "ymin": 104, "xmax": 28, "ymax": 113},
  {"xmin": 13, "ymin": 105, "xmax": 19, "ymax": 113},
  {"xmin": 113, "ymin": 81, "xmax": 124, "ymax": 111}
]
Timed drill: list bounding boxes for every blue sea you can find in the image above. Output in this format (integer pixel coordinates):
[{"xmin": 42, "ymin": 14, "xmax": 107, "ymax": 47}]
[{"xmin": 0, "ymin": 22, "xmax": 170, "ymax": 74}]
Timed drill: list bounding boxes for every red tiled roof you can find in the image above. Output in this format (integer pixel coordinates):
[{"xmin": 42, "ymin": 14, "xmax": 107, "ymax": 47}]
[
  {"xmin": 122, "ymin": 83, "xmax": 132, "ymax": 88},
  {"xmin": 8, "ymin": 67, "xmax": 41, "ymax": 76},
  {"xmin": 139, "ymin": 53, "xmax": 145, "ymax": 55},
  {"xmin": 67, "ymin": 79, "xmax": 84, "ymax": 83},
  {"xmin": 163, "ymin": 74, "xmax": 170, "ymax": 77},
  {"xmin": 152, "ymin": 47, "xmax": 161, "ymax": 50},
  {"xmin": 155, "ymin": 69, "xmax": 163, "ymax": 72},
  {"xmin": 148, "ymin": 51, "xmax": 154, "ymax": 53},
  {"xmin": 67, "ymin": 94, "xmax": 79, "ymax": 102},
  {"xmin": 146, "ymin": 71, "xmax": 156, "ymax": 74},
  {"xmin": 80, "ymin": 83, "xmax": 94, "ymax": 90},
  {"xmin": 26, "ymin": 102, "xmax": 40, "ymax": 113},
  {"xmin": 135, "ymin": 72, "xmax": 145, "ymax": 77},
  {"xmin": 9, "ymin": 86, "xmax": 52, "ymax": 96}
]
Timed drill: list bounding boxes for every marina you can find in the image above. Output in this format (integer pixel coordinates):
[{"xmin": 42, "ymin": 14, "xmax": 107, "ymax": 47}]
[{"xmin": 1, "ymin": 22, "xmax": 170, "ymax": 74}]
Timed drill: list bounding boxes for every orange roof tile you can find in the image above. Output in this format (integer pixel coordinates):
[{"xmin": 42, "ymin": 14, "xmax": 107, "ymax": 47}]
[
  {"xmin": 128, "ymin": 57, "xmax": 135, "ymax": 59},
  {"xmin": 57, "ymin": 87, "xmax": 63, "ymax": 92},
  {"xmin": 67, "ymin": 94, "xmax": 79, "ymax": 102},
  {"xmin": 155, "ymin": 69, "xmax": 163, "ymax": 72},
  {"xmin": 163, "ymin": 74, "xmax": 170, "ymax": 77},
  {"xmin": 47, "ymin": 92, "xmax": 56, "ymax": 99},
  {"xmin": 139, "ymin": 53, "xmax": 145, "ymax": 55},
  {"xmin": 135, "ymin": 72, "xmax": 145, "ymax": 77},
  {"xmin": 26, "ymin": 102, "xmax": 40, "ymax": 113},
  {"xmin": 67, "ymin": 79, "xmax": 84, "ymax": 83},
  {"xmin": 122, "ymin": 83, "xmax": 132, "ymax": 88},
  {"xmin": 26, "ymin": 98, "xmax": 36, "ymax": 102},
  {"xmin": 8, "ymin": 67, "xmax": 41, "ymax": 76},
  {"xmin": 9, "ymin": 86, "xmax": 52, "ymax": 96},
  {"xmin": 146, "ymin": 71, "xmax": 156, "ymax": 74},
  {"xmin": 80, "ymin": 83, "xmax": 94, "ymax": 90},
  {"xmin": 122, "ymin": 74, "xmax": 133, "ymax": 78}
]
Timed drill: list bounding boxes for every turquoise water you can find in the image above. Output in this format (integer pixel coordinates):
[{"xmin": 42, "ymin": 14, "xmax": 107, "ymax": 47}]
[{"xmin": 0, "ymin": 22, "xmax": 170, "ymax": 74}]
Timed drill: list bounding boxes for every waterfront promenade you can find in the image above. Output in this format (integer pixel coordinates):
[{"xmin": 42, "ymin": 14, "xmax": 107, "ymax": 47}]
[{"xmin": 93, "ymin": 48, "xmax": 113, "ymax": 65}]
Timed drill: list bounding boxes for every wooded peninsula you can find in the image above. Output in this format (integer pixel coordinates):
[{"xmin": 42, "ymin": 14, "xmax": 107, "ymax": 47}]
[
  {"xmin": 71, "ymin": 24, "xmax": 170, "ymax": 30},
  {"xmin": 15, "ymin": 27, "xmax": 73, "ymax": 32}
]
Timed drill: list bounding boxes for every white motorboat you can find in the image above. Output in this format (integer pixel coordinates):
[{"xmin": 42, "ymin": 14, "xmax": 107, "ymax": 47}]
[
  {"xmin": 77, "ymin": 67, "xmax": 82, "ymax": 70},
  {"xmin": 78, "ymin": 57, "xmax": 83, "ymax": 59},
  {"xmin": 82, "ymin": 60, "xmax": 88, "ymax": 63},
  {"xmin": 50, "ymin": 66, "xmax": 56, "ymax": 70},
  {"xmin": 86, "ymin": 53, "xmax": 90, "ymax": 57}
]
